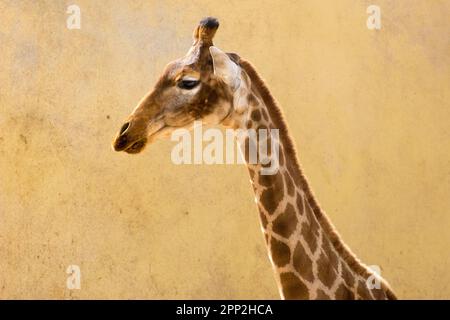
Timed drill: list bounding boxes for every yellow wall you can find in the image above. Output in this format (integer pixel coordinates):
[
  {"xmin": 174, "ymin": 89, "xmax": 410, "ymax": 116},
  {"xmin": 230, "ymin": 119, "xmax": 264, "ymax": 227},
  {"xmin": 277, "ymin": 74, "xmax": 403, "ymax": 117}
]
[{"xmin": 0, "ymin": 0, "xmax": 449, "ymax": 299}]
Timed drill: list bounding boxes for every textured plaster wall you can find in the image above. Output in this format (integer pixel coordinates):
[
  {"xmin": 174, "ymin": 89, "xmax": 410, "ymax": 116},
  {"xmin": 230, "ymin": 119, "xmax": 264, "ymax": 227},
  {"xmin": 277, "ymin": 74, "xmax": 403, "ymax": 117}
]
[{"xmin": 0, "ymin": 0, "xmax": 449, "ymax": 299}]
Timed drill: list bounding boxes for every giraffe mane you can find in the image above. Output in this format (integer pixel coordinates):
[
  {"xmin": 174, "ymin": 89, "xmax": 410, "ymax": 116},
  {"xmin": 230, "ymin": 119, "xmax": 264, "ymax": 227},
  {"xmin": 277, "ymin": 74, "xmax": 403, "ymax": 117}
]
[{"xmin": 239, "ymin": 59, "xmax": 397, "ymax": 300}]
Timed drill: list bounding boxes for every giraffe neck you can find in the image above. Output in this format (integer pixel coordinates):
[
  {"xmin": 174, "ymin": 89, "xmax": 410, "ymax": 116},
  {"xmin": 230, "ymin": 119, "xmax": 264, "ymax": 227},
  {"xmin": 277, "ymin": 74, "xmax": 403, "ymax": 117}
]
[{"xmin": 230, "ymin": 60, "xmax": 396, "ymax": 300}]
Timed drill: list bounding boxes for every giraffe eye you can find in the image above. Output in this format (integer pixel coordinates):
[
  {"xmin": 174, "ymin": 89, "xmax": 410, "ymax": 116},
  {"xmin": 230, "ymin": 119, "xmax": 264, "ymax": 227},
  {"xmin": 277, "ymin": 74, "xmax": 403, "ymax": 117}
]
[{"xmin": 178, "ymin": 79, "xmax": 200, "ymax": 90}]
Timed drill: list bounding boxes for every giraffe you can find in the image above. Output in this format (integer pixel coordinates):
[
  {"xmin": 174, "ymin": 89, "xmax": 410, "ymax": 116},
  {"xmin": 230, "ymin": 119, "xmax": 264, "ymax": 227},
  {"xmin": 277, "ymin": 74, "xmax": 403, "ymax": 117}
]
[{"xmin": 112, "ymin": 17, "xmax": 397, "ymax": 300}]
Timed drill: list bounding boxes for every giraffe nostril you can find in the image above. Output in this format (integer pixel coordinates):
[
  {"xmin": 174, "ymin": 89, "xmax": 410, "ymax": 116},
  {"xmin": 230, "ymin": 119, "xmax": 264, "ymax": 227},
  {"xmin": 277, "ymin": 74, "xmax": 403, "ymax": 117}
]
[
  {"xmin": 114, "ymin": 135, "xmax": 128, "ymax": 151},
  {"xmin": 119, "ymin": 122, "xmax": 130, "ymax": 136}
]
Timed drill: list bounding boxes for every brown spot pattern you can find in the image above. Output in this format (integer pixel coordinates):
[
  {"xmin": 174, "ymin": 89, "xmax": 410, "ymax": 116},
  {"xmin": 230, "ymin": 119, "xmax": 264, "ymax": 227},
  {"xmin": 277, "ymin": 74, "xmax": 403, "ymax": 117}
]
[
  {"xmin": 270, "ymin": 238, "xmax": 291, "ymax": 267},
  {"xmin": 356, "ymin": 281, "xmax": 373, "ymax": 300},
  {"xmin": 341, "ymin": 263, "xmax": 355, "ymax": 288},
  {"xmin": 317, "ymin": 253, "xmax": 337, "ymax": 288},
  {"xmin": 272, "ymin": 203, "xmax": 297, "ymax": 238},
  {"xmin": 279, "ymin": 272, "xmax": 309, "ymax": 300},
  {"xmin": 316, "ymin": 289, "xmax": 331, "ymax": 300},
  {"xmin": 259, "ymin": 173, "xmax": 284, "ymax": 214},
  {"xmin": 248, "ymin": 93, "xmax": 258, "ymax": 106},
  {"xmin": 301, "ymin": 220, "xmax": 318, "ymax": 253},
  {"xmin": 335, "ymin": 283, "xmax": 355, "ymax": 300},
  {"xmin": 322, "ymin": 237, "xmax": 340, "ymax": 270},
  {"xmin": 259, "ymin": 170, "xmax": 283, "ymax": 188},
  {"xmin": 251, "ymin": 109, "xmax": 261, "ymax": 122},
  {"xmin": 293, "ymin": 241, "xmax": 314, "ymax": 282}
]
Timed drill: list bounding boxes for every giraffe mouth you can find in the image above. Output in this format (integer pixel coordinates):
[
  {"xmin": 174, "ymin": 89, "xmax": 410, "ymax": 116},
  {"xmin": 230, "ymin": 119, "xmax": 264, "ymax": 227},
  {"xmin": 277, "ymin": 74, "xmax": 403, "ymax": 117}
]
[
  {"xmin": 124, "ymin": 138, "xmax": 148, "ymax": 154},
  {"xmin": 122, "ymin": 122, "xmax": 170, "ymax": 154}
]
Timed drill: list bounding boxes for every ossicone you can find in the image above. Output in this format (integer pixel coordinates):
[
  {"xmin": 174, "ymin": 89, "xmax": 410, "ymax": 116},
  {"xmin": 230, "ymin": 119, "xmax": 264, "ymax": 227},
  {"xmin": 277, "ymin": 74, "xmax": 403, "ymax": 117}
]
[{"xmin": 193, "ymin": 16, "xmax": 220, "ymax": 45}]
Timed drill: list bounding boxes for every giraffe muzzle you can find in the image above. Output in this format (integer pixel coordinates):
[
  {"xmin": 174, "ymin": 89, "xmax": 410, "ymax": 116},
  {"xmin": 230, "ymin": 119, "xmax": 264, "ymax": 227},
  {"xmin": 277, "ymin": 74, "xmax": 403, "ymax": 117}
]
[
  {"xmin": 113, "ymin": 120, "xmax": 149, "ymax": 154},
  {"xmin": 113, "ymin": 134, "xmax": 148, "ymax": 154}
]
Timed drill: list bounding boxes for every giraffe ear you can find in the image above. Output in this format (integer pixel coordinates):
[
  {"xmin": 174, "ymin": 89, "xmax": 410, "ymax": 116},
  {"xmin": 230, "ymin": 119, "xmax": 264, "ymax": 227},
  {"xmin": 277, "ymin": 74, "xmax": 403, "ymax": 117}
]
[{"xmin": 209, "ymin": 46, "xmax": 241, "ymax": 90}]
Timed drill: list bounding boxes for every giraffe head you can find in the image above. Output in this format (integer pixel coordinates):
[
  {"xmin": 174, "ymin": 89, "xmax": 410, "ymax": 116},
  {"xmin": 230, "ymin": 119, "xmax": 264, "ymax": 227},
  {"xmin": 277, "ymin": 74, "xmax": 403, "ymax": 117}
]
[{"xmin": 113, "ymin": 17, "xmax": 244, "ymax": 154}]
